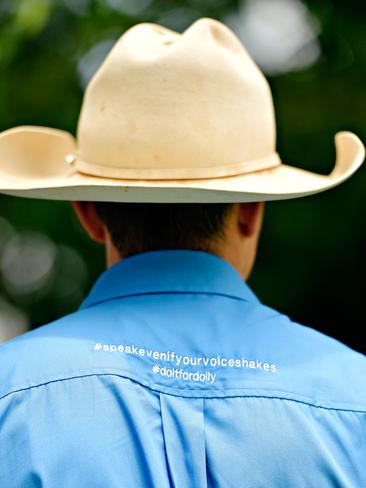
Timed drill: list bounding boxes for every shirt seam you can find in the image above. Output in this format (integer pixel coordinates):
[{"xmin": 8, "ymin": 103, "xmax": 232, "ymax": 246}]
[
  {"xmin": 159, "ymin": 393, "xmax": 176, "ymax": 487},
  {"xmin": 1, "ymin": 372, "xmax": 365, "ymax": 414},
  {"xmin": 81, "ymin": 290, "xmax": 256, "ymax": 310}
]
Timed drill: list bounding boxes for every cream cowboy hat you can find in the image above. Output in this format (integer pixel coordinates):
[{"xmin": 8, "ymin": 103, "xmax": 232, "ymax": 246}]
[{"xmin": 0, "ymin": 18, "xmax": 364, "ymax": 203}]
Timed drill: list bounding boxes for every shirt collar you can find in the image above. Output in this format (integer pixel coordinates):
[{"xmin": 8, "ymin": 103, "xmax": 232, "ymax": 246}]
[{"xmin": 80, "ymin": 249, "xmax": 260, "ymax": 310}]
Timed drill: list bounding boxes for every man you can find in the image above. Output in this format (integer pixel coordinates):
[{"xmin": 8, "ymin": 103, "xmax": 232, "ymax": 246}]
[{"xmin": 0, "ymin": 17, "xmax": 365, "ymax": 487}]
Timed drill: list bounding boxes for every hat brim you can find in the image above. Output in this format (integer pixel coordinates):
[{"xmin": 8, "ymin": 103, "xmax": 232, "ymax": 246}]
[{"xmin": 0, "ymin": 126, "xmax": 364, "ymax": 203}]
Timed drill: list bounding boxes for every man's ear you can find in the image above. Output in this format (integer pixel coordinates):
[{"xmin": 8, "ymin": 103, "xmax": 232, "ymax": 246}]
[
  {"xmin": 238, "ymin": 202, "xmax": 264, "ymax": 237},
  {"xmin": 72, "ymin": 202, "xmax": 106, "ymax": 243}
]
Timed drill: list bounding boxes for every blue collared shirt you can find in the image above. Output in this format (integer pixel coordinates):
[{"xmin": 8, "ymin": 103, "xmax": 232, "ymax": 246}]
[{"xmin": 0, "ymin": 250, "xmax": 365, "ymax": 487}]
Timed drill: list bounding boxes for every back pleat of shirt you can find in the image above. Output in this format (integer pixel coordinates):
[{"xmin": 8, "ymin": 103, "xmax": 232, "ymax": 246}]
[{"xmin": 160, "ymin": 393, "xmax": 207, "ymax": 488}]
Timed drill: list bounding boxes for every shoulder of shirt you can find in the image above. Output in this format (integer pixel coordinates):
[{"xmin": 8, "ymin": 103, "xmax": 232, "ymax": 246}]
[
  {"xmin": 0, "ymin": 301, "xmax": 365, "ymax": 411},
  {"xmin": 0, "ymin": 308, "xmax": 94, "ymax": 401}
]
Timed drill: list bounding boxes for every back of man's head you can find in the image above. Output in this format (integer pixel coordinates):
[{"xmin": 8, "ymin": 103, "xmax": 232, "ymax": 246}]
[{"xmin": 94, "ymin": 203, "xmax": 233, "ymax": 258}]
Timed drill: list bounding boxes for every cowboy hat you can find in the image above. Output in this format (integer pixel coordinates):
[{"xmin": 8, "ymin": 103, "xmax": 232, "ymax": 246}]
[{"xmin": 0, "ymin": 18, "xmax": 364, "ymax": 203}]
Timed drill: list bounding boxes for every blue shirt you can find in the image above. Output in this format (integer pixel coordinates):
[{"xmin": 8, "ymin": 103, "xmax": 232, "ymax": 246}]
[{"xmin": 0, "ymin": 250, "xmax": 365, "ymax": 487}]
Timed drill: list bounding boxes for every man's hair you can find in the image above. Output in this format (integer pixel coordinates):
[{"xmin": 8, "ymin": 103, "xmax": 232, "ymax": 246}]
[{"xmin": 94, "ymin": 203, "xmax": 233, "ymax": 257}]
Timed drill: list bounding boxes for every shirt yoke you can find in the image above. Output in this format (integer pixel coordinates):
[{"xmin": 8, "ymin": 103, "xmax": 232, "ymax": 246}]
[{"xmin": 0, "ymin": 298, "xmax": 365, "ymax": 412}]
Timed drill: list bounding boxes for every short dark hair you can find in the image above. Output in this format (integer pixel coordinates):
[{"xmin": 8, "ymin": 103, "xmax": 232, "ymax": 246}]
[{"xmin": 94, "ymin": 203, "xmax": 233, "ymax": 257}]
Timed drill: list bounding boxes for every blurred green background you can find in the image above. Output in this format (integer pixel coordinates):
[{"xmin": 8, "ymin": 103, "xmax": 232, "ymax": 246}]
[{"xmin": 0, "ymin": 0, "xmax": 365, "ymax": 352}]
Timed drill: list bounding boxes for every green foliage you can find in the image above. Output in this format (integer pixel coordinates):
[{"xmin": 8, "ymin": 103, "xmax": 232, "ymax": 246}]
[{"xmin": 14, "ymin": 0, "xmax": 52, "ymax": 35}]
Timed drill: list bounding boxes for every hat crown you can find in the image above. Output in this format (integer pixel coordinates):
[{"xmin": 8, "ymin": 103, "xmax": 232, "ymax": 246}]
[{"xmin": 76, "ymin": 18, "xmax": 278, "ymax": 179}]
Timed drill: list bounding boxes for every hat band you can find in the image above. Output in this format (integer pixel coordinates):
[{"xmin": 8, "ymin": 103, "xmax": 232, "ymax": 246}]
[{"xmin": 69, "ymin": 152, "xmax": 282, "ymax": 180}]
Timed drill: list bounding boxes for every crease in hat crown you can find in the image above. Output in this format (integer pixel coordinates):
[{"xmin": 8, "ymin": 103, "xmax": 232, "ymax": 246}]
[{"xmin": 72, "ymin": 17, "xmax": 281, "ymax": 180}]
